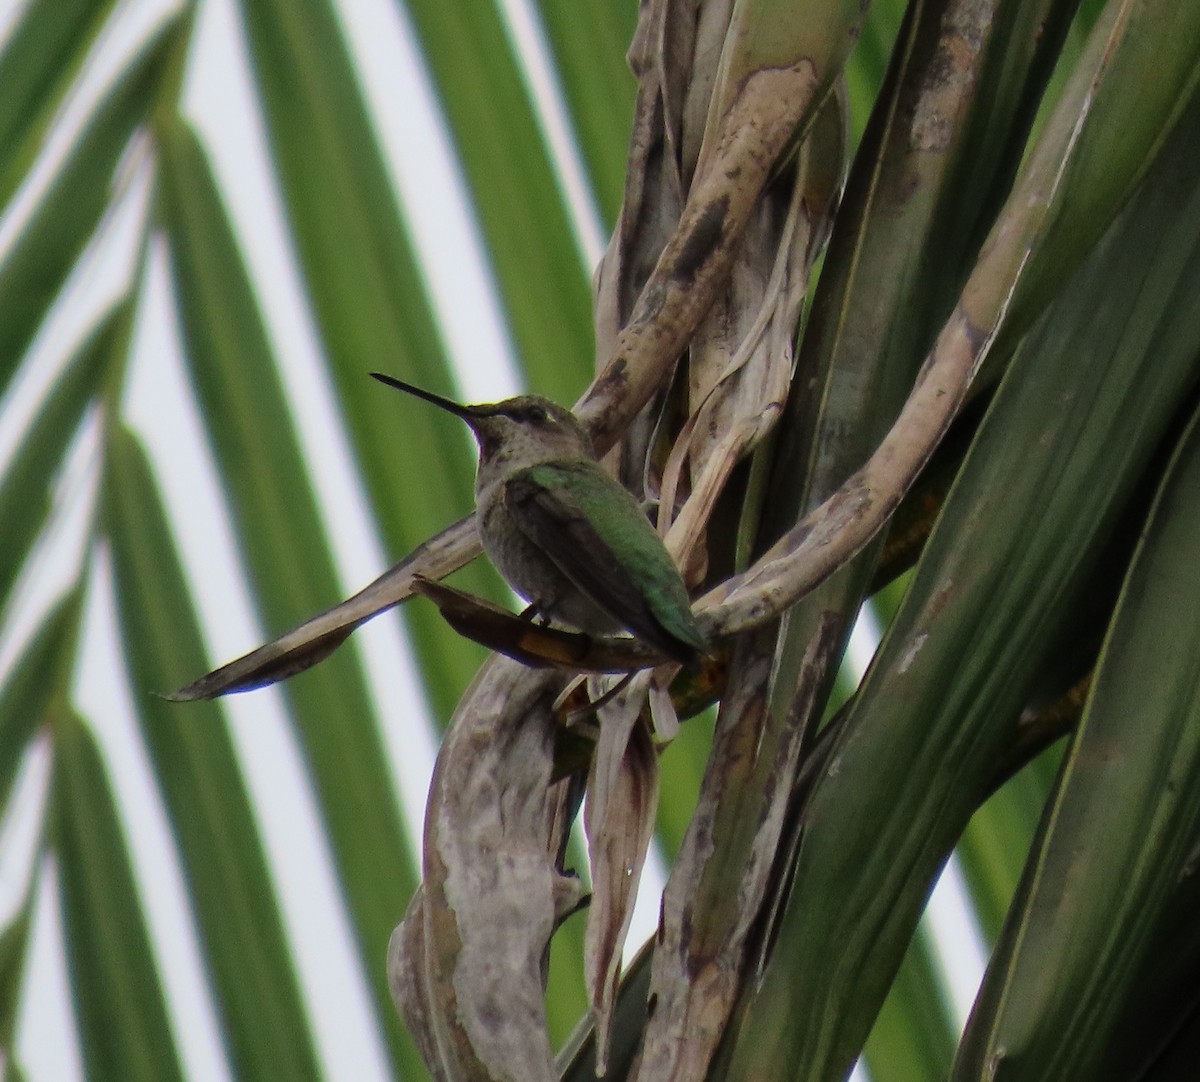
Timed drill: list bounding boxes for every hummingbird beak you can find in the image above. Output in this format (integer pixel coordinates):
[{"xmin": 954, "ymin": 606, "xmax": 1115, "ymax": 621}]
[{"xmin": 370, "ymin": 372, "xmax": 482, "ymax": 424}]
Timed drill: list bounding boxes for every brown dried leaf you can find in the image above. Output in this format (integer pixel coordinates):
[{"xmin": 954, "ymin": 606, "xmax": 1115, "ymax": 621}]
[
  {"xmin": 595, "ymin": 0, "xmax": 695, "ymax": 360},
  {"xmin": 410, "ymin": 577, "xmax": 667, "ymax": 672},
  {"xmin": 579, "ymin": 59, "xmax": 823, "ymax": 456},
  {"xmin": 584, "ymin": 676, "xmax": 661, "ymax": 1074},
  {"xmin": 634, "ymin": 616, "xmax": 838, "ymax": 1081},
  {"xmin": 680, "ymin": 0, "xmax": 738, "ymax": 184},
  {"xmin": 170, "ymin": 515, "xmax": 480, "ymax": 699},
  {"xmin": 653, "ymin": 88, "xmax": 845, "ymax": 590},
  {"xmin": 387, "ymin": 889, "xmax": 452, "ymax": 1082},
  {"xmin": 417, "ymin": 658, "xmax": 576, "ymax": 1081},
  {"xmin": 658, "ymin": 159, "xmax": 821, "ymax": 563}
]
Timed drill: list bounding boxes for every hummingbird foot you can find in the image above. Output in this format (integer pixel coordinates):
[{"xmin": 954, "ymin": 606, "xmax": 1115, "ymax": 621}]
[{"xmin": 518, "ymin": 602, "xmax": 554, "ymax": 626}]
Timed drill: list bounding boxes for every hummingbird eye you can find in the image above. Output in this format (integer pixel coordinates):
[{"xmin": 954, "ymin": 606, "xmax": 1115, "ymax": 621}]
[{"xmin": 527, "ymin": 405, "xmax": 550, "ymax": 423}]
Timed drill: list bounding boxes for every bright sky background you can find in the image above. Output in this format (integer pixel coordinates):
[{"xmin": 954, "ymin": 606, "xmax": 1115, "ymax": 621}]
[{"xmin": 0, "ymin": 0, "xmax": 988, "ymax": 1079}]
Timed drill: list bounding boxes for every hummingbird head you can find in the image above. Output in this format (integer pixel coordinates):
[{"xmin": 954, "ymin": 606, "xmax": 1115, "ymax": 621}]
[{"xmin": 370, "ymin": 373, "xmax": 594, "ymax": 468}]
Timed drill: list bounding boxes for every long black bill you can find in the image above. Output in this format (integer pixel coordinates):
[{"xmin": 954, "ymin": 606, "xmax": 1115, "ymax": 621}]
[{"xmin": 370, "ymin": 372, "xmax": 479, "ymax": 420}]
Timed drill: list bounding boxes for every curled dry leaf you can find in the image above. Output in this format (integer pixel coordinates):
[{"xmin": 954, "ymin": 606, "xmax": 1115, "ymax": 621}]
[
  {"xmin": 412, "ymin": 658, "xmax": 577, "ymax": 1081},
  {"xmin": 647, "ymin": 665, "xmax": 684, "ymax": 741},
  {"xmin": 584, "ymin": 675, "xmax": 661, "ymax": 1075},
  {"xmin": 660, "ymin": 87, "xmax": 847, "ymax": 577},
  {"xmin": 577, "ymin": 58, "xmax": 822, "ymax": 456},
  {"xmin": 169, "ymin": 515, "xmax": 480, "ymax": 700},
  {"xmin": 634, "ymin": 616, "xmax": 837, "ymax": 1082},
  {"xmin": 696, "ymin": 306, "xmax": 990, "ymax": 637},
  {"xmin": 657, "ymin": 181, "xmax": 801, "ymax": 563},
  {"xmin": 594, "ymin": 0, "xmax": 695, "ymax": 357},
  {"xmin": 386, "ymin": 889, "xmax": 452, "ymax": 1082},
  {"xmin": 410, "ymin": 576, "xmax": 667, "ymax": 673}
]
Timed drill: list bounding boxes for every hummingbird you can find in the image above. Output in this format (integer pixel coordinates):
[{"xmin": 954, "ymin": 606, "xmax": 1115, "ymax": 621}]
[{"xmin": 371, "ymin": 373, "xmax": 707, "ymax": 665}]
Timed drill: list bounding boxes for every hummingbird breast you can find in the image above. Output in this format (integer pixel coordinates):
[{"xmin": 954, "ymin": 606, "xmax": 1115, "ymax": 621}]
[{"xmin": 477, "ymin": 484, "xmax": 620, "ymax": 635}]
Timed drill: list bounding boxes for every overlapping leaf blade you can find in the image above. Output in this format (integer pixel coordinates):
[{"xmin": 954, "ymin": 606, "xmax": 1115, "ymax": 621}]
[
  {"xmin": 232, "ymin": 0, "xmax": 500, "ymax": 712},
  {"xmin": 397, "ymin": 0, "xmax": 595, "ymax": 403},
  {"xmin": 0, "ymin": 14, "xmax": 182, "ymax": 394},
  {"xmin": 863, "ymin": 927, "xmax": 957, "ymax": 1082},
  {"xmin": 104, "ymin": 426, "xmax": 323, "ymax": 1081},
  {"xmin": 721, "ymin": 70, "xmax": 1200, "ymax": 1082},
  {"xmin": 0, "ymin": 306, "xmax": 122, "ymax": 613},
  {"xmin": 952, "ymin": 401, "xmax": 1200, "ymax": 1080},
  {"xmin": 0, "ymin": 0, "xmax": 119, "ymax": 206},
  {"xmin": 529, "ymin": 0, "xmax": 638, "ymax": 228},
  {"xmin": 155, "ymin": 113, "xmax": 430, "ymax": 1075},
  {"xmin": 54, "ymin": 712, "xmax": 187, "ymax": 1082}
]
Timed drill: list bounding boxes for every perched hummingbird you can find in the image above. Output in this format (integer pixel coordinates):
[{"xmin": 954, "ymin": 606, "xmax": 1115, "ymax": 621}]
[{"xmin": 371, "ymin": 373, "xmax": 707, "ymax": 664}]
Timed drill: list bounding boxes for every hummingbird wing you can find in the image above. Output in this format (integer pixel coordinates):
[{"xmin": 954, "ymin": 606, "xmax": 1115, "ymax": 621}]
[{"xmin": 503, "ymin": 460, "xmax": 706, "ymax": 663}]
